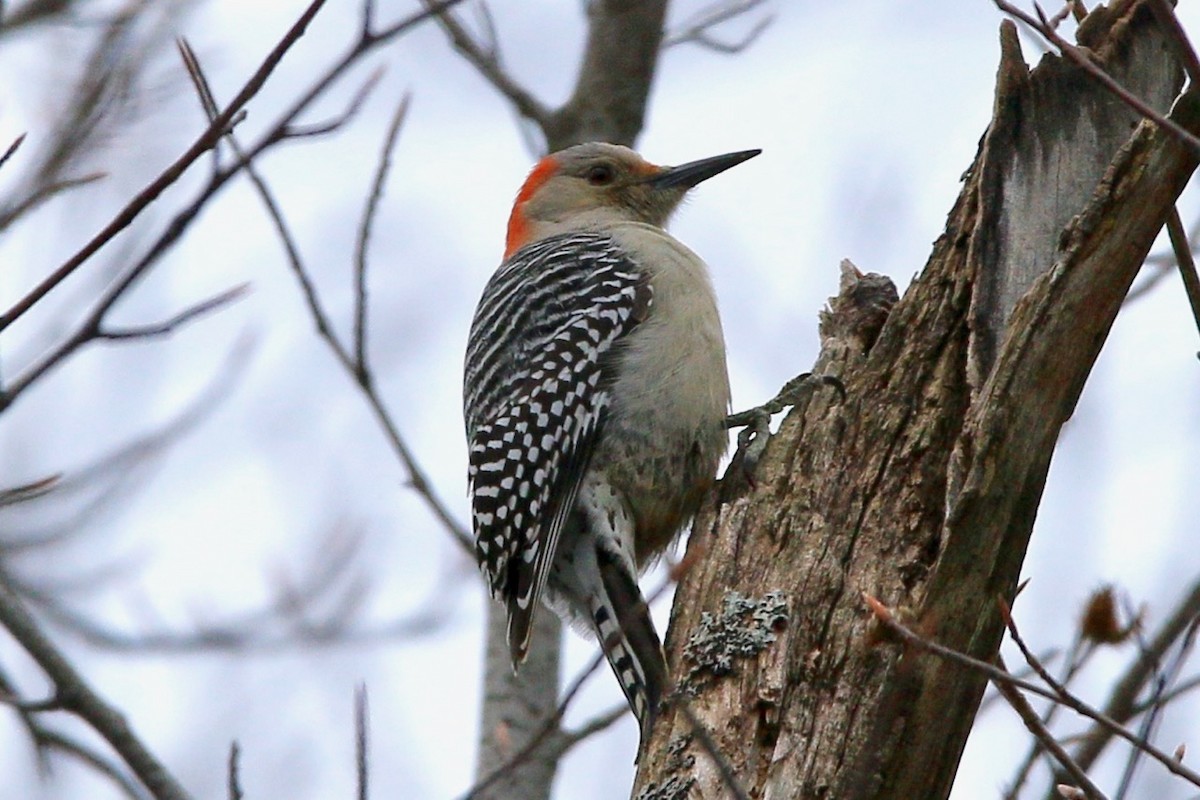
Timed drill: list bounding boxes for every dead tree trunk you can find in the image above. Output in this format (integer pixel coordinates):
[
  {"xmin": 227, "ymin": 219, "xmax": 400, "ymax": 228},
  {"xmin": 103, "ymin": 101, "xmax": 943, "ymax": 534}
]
[{"xmin": 634, "ymin": 4, "xmax": 1196, "ymax": 798}]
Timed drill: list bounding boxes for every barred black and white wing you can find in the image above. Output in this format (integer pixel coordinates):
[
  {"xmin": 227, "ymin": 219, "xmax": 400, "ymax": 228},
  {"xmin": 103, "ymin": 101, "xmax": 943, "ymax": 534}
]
[{"xmin": 463, "ymin": 231, "xmax": 651, "ymax": 664}]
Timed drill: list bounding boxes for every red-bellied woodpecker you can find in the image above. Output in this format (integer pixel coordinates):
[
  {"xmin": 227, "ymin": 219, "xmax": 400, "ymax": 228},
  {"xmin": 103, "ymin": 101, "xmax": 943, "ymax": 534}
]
[{"xmin": 463, "ymin": 142, "xmax": 759, "ymax": 739}]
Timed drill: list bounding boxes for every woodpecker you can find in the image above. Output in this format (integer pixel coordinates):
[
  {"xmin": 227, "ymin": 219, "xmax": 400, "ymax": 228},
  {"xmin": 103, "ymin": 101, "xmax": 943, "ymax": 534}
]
[{"xmin": 463, "ymin": 142, "xmax": 759, "ymax": 739}]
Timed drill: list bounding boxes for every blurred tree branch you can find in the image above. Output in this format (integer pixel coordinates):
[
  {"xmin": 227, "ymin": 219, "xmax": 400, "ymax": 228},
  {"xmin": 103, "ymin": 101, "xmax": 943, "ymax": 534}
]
[
  {"xmin": 1054, "ymin": 579, "xmax": 1200, "ymax": 795},
  {"xmin": 864, "ymin": 594, "xmax": 1200, "ymax": 796},
  {"xmin": 0, "ymin": 580, "xmax": 190, "ymax": 799},
  {"xmin": 0, "ymin": 0, "xmax": 328, "ymax": 336},
  {"xmin": 0, "ymin": 0, "xmax": 471, "ymax": 795}
]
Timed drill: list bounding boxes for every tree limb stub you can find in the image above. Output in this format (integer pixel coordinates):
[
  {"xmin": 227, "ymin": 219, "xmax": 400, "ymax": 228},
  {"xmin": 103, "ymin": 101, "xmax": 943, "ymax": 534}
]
[{"xmin": 634, "ymin": 3, "xmax": 1196, "ymax": 798}]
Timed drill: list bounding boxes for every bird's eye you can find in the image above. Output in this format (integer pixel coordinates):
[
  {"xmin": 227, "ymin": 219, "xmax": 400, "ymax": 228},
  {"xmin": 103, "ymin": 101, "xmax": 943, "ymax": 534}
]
[{"xmin": 586, "ymin": 164, "xmax": 616, "ymax": 185}]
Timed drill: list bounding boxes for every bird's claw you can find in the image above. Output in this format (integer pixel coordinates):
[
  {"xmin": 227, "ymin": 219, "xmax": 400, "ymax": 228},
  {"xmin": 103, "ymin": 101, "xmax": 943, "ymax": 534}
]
[{"xmin": 724, "ymin": 372, "xmax": 845, "ymax": 485}]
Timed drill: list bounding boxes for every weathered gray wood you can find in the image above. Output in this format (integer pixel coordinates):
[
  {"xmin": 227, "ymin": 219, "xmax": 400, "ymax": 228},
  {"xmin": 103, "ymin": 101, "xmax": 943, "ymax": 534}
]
[{"xmin": 474, "ymin": 602, "xmax": 561, "ymax": 800}]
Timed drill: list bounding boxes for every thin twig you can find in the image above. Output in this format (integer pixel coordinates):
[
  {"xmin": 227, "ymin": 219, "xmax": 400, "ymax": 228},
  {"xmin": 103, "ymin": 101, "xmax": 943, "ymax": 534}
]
[
  {"xmin": 419, "ymin": 0, "xmax": 549, "ymax": 125},
  {"xmin": 280, "ymin": 69, "xmax": 385, "ymax": 139},
  {"xmin": 998, "ymin": 598, "xmax": 1071, "ymax": 699},
  {"xmin": 0, "ymin": 475, "xmax": 61, "ymax": 508},
  {"xmin": 994, "ymin": 611, "xmax": 1108, "ymax": 800},
  {"xmin": 1046, "ymin": 2, "xmax": 1075, "ymax": 29},
  {"xmin": 0, "ymin": 2, "xmax": 460, "ymax": 413},
  {"xmin": 0, "ymin": 133, "xmax": 25, "ymax": 172},
  {"xmin": 993, "ymin": 0, "xmax": 1200, "ymax": 156},
  {"xmin": 1071, "ymin": 579, "xmax": 1200, "ymax": 775},
  {"xmin": 461, "ymin": 648, "xmax": 609, "ymax": 800},
  {"xmin": 1165, "ymin": 207, "xmax": 1200, "ymax": 347},
  {"xmin": 0, "ymin": 172, "xmax": 108, "ymax": 231},
  {"xmin": 39, "ymin": 728, "xmax": 150, "ymax": 800},
  {"xmin": 0, "ymin": 0, "xmax": 331, "ymax": 334},
  {"xmin": 1113, "ymin": 616, "xmax": 1200, "ymax": 799},
  {"xmin": 549, "ymin": 704, "xmax": 628, "ymax": 756},
  {"xmin": 95, "ymin": 284, "xmax": 250, "ymax": 341},
  {"xmin": 1, "ymin": 4, "xmax": 473, "ymax": 561},
  {"xmin": 183, "ymin": 44, "xmax": 468, "ymax": 552},
  {"xmin": 227, "ymin": 742, "xmax": 242, "ymax": 800},
  {"xmin": 0, "ymin": 582, "xmax": 190, "ymax": 799},
  {"xmin": 1004, "ymin": 635, "xmax": 1095, "ymax": 799},
  {"xmin": 662, "ymin": 0, "xmax": 772, "ymax": 53},
  {"xmin": 1134, "ymin": 673, "xmax": 1200, "ymax": 712},
  {"xmin": 993, "ymin": 666, "xmax": 1107, "ymax": 800},
  {"xmin": 863, "ymin": 593, "xmax": 1200, "ymax": 789},
  {"xmin": 354, "ymin": 94, "xmax": 411, "ymax": 379},
  {"xmin": 356, "ymin": 685, "xmax": 369, "ymax": 800}
]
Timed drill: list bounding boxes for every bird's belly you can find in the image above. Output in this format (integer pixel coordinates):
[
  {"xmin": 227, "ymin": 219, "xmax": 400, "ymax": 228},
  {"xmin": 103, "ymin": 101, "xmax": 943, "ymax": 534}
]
[{"xmin": 587, "ymin": 416, "xmax": 725, "ymax": 566}]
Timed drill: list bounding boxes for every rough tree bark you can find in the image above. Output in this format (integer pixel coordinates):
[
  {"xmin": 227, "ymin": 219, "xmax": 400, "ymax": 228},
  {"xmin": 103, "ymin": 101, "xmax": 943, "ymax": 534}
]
[
  {"xmin": 464, "ymin": 2, "xmax": 668, "ymax": 798},
  {"xmin": 634, "ymin": 4, "xmax": 1197, "ymax": 799}
]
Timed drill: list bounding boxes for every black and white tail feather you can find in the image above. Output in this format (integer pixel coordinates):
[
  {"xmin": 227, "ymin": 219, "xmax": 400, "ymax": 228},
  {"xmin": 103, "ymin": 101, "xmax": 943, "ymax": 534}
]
[
  {"xmin": 463, "ymin": 231, "xmax": 665, "ymax": 735},
  {"xmin": 546, "ymin": 476, "xmax": 668, "ymax": 741}
]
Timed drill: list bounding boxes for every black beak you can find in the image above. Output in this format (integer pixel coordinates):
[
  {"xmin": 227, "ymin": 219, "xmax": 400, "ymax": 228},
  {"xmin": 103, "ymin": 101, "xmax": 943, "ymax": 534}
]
[{"xmin": 647, "ymin": 148, "xmax": 761, "ymax": 190}]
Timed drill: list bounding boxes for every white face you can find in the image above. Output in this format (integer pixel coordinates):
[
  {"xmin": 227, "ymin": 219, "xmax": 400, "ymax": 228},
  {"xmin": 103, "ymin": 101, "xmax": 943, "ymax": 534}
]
[{"xmin": 520, "ymin": 144, "xmax": 684, "ymax": 230}]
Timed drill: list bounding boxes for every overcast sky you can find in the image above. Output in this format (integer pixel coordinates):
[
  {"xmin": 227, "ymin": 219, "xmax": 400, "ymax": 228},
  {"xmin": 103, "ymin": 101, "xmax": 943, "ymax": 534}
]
[{"xmin": 1, "ymin": 1, "xmax": 1199, "ymax": 798}]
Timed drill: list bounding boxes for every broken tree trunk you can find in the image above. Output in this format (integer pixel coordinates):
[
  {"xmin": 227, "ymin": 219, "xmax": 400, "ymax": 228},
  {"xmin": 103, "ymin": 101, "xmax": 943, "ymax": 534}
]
[{"xmin": 633, "ymin": 4, "xmax": 1197, "ymax": 798}]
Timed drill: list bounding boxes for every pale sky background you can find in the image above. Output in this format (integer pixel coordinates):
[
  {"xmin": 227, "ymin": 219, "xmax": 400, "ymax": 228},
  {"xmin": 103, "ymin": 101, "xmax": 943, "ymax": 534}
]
[{"xmin": 1, "ymin": 1, "xmax": 1199, "ymax": 798}]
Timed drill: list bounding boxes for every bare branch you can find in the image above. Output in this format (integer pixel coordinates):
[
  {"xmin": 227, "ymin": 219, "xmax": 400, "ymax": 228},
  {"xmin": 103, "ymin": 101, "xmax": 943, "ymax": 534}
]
[
  {"xmin": 356, "ymin": 685, "xmax": 369, "ymax": 800},
  {"xmin": 662, "ymin": 0, "xmax": 773, "ymax": 54},
  {"xmin": 1070, "ymin": 579, "xmax": 1200, "ymax": 775},
  {"xmin": 39, "ymin": 728, "xmax": 150, "ymax": 800},
  {"xmin": 8, "ymin": 524, "xmax": 464, "ymax": 654},
  {"xmin": 1113, "ymin": 613, "xmax": 1200, "ymax": 798},
  {"xmin": 11, "ymin": 0, "xmax": 171, "ymax": 216},
  {"xmin": 463, "ymin": 649, "xmax": 609, "ymax": 799},
  {"xmin": 0, "ymin": 581, "xmax": 190, "ymax": 799},
  {"xmin": 354, "ymin": 94, "xmax": 410, "ymax": 378},
  {"xmin": 864, "ymin": 594, "xmax": 1200, "ymax": 790},
  {"xmin": 0, "ymin": 172, "xmax": 108, "ymax": 232},
  {"xmin": 994, "ymin": 610, "xmax": 1108, "ymax": 800},
  {"xmin": 420, "ymin": 0, "xmax": 549, "ymax": 127},
  {"xmin": 0, "ymin": 0, "xmax": 332, "ymax": 334},
  {"xmin": 548, "ymin": 704, "xmax": 627, "ymax": 756},
  {"xmin": 1164, "ymin": 207, "xmax": 1200, "ymax": 347},
  {"xmin": 95, "ymin": 284, "xmax": 250, "ymax": 341},
  {"xmin": 178, "ymin": 42, "xmax": 468, "ymax": 553},
  {"xmin": 1134, "ymin": 673, "xmax": 1200, "ymax": 713},
  {"xmin": 226, "ymin": 742, "xmax": 242, "ymax": 800},
  {"xmin": 0, "ymin": 2, "xmax": 462, "ymax": 420},
  {"xmin": 1045, "ymin": 2, "xmax": 1081, "ymax": 29},
  {"xmin": 0, "ymin": 475, "xmax": 61, "ymax": 508},
  {"xmin": 0, "ymin": 132, "xmax": 26, "ymax": 172},
  {"xmin": 183, "ymin": 42, "xmax": 469, "ymax": 552},
  {"xmin": 547, "ymin": 0, "xmax": 668, "ymax": 148},
  {"xmin": 280, "ymin": 69, "xmax": 385, "ymax": 140},
  {"xmin": 1005, "ymin": 631, "xmax": 1097, "ymax": 798}
]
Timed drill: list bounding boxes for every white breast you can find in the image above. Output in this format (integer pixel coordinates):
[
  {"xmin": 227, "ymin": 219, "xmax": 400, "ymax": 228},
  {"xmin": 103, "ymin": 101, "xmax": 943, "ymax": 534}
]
[{"xmin": 606, "ymin": 222, "xmax": 731, "ymax": 434}]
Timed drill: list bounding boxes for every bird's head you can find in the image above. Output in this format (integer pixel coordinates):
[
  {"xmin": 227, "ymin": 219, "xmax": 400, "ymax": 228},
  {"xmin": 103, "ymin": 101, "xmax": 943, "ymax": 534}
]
[{"xmin": 504, "ymin": 142, "xmax": 761, "ymax": 258}]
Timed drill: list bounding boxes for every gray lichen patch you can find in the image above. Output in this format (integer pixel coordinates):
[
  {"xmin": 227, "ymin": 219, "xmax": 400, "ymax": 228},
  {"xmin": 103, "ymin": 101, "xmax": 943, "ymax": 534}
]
[{"xmin": 680, "ymin": 590, "xmax": 788, "ymax": 694}]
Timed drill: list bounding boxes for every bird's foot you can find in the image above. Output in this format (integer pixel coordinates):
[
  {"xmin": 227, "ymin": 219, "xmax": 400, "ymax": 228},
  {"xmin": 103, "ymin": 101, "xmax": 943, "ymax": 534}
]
[{"xmin": 724, "ymin": 373, "xmax": 845, "ymax": 487}]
